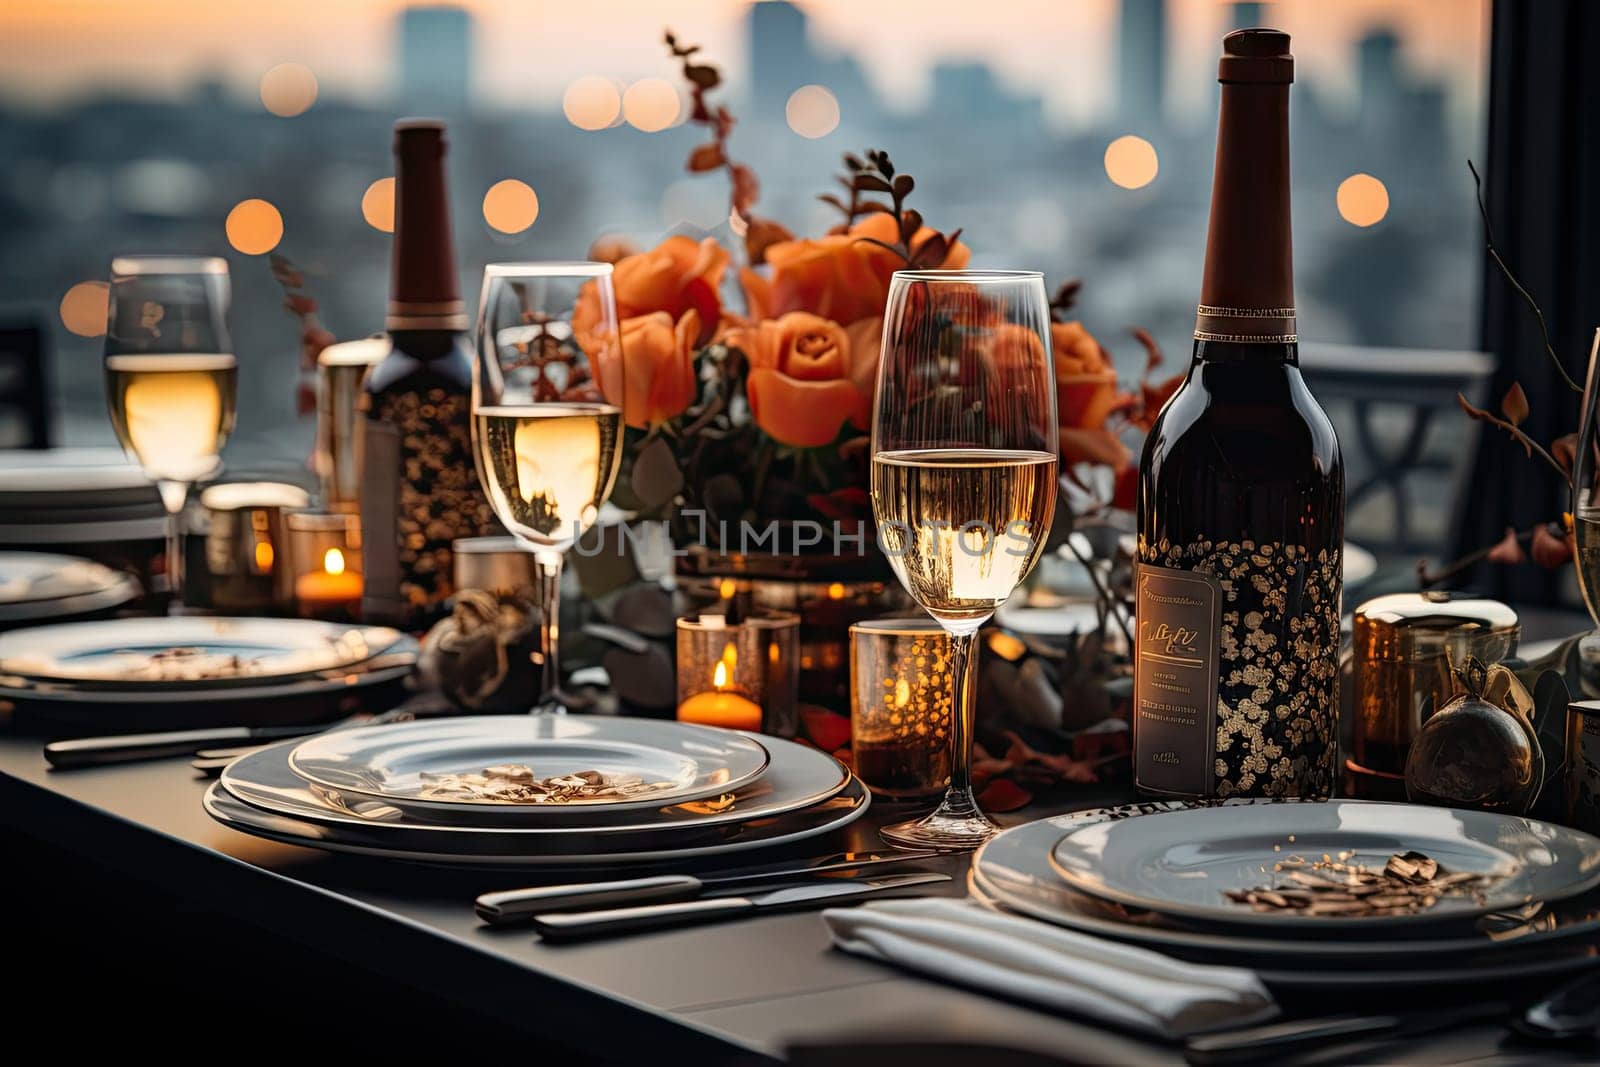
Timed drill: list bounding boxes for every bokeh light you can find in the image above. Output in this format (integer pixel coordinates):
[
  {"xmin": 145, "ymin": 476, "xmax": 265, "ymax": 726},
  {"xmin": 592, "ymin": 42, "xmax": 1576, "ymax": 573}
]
[
  {"xmin": 623, "ymin": 78, "xmax": 680, "ymax": 132},
  {"xmin": 1104, "ymin": 135, "xmax": 1159, "ymax": 190},
  {"xmin": 482, "ymin": 179, "xmax": 539, "ymax": 234},
  {"xmin": 1337, "ymin": 173, "xmax": 1390, "ymax": 227},
  {"xmin": 59, "ymin": 281, "xmax": 108, "ymax": 338},
  {"xmin": 361, "ymin": 177, "xmax": 395, "ymax": 232},
  {"xmin": 259, "ymin": 62, "xmax": 318, "ymax": 117},
  {"xmin": 225, "ymin": 198, "xmax": 283, "ymax": 255},
  {"xmin": 564, "ymin": 76, "xmax": 622, "ymax": 131},
  {"xmin": 785, "ymin": 85, "xmax": 840, "ymax": 139}
]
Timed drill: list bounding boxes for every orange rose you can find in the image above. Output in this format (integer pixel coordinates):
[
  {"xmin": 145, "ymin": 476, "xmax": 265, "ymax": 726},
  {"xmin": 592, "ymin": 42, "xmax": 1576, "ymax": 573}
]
[
  {"xmin": 575, "ymin": 236, "xmax": 727, "ymax": 353},
  {"xmin": 728, "ymin": 312, "xmax": 882, "ymax": 448},
  {"xmin": 1052, "ymin": 320, "xmax": 1121, "ymax": 431},
  {"xmin": 617, "ymin": 309, "xmax": 699, "ymax": 429},
  {"xmin": 740, "ymin": 213, "xmax": 970, "ymax": 326}
]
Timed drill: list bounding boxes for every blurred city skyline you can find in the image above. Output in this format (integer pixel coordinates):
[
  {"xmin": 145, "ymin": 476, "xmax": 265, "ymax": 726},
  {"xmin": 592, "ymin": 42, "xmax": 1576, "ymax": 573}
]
[
  {"xmin": 4, "ymin": 0, "xmax": 1484, "ymax": 129},
  {"xmin": 0, "ymin": 0, "xmax": 1489, "ymax": 504}
]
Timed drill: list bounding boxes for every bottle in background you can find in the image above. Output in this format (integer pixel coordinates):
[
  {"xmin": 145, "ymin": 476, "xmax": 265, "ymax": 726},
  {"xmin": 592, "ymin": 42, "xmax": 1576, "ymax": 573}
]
[
  {"xmin": 359, "ymin": 119, "xmax": 496, "ymax": 627},
  {"xmin": 1133, "ymin": 29, "xmax": 1344, "ymax": 799}
]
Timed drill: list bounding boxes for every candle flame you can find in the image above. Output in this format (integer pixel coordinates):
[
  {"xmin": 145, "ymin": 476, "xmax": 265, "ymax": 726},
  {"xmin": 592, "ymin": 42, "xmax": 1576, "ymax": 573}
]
[
  {"xmin": 894, "ymin": 678, "xmax": 911, "ymax": 708},
  {"xmin": 713, "ymin": 660, "xmax": 728, "ymax": 689},
  {"xmin": 719, "ymin": 577, "xmax": 737, "ymax": 599},
  {"xmin": 254, "ymin": 541, "xmax": 274, "ymax": 570},
  {"xmin": 324, "ymin": 547, "xmax": 346, "ymax": 575},
  {"xmin": 827, "ymin": 581, "xmax": 846, "ymax": 600}
]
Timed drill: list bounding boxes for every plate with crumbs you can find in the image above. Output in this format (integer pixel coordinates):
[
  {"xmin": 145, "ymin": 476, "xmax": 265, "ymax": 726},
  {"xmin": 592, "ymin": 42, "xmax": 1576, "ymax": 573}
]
[
  {"xmin": 287, "ymin": 715, "xmax": 771, "ymax": 817},
  {"xmin": 1045, "ymin": 799, "xmax": 1600, "ymax": 930}
]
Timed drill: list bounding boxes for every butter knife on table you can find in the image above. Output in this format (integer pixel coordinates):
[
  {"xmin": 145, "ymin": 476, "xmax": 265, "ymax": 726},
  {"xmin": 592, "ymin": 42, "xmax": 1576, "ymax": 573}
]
[
  {"xmin": 530, "ymin": 872, "xmax": 951, "ymax": 942},
  {"xmin": 476, "ymin": 848, "xmax": 943, "ymax": 923}
]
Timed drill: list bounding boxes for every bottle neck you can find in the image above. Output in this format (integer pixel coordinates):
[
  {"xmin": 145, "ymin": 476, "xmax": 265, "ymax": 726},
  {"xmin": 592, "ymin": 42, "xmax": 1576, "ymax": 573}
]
[
  {"xmin": 1194, "ymin": 77, "xmax": 1295, "ymax": 349},
  {"xmin": 388, "ymin": 123, "xmax": 465, "ymax": 332},
  {"xmin": 1192, "ymin": 339, "xmax": 1298, "ymax": 367}
]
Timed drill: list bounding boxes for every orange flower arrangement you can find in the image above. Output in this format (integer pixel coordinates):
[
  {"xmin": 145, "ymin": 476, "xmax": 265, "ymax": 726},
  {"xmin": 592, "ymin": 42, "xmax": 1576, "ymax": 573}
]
[{"xmin": 589, "ymin": 32, "xmax": 1178, "ymax": 534}]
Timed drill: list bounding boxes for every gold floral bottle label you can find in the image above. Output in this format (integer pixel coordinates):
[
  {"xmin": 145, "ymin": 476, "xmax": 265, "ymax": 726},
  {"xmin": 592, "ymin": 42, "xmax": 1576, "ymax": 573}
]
[
  {"xmin": 1134, "ymin": 563, "xmax": 1221, "ymax": 796},
  {"xmin": 1137, "ymin": 538, "xmax": 1342, "ymax": 799}
]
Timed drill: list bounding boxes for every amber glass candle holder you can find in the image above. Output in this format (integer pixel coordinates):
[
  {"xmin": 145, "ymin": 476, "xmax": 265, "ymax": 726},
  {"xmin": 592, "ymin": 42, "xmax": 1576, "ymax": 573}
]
[
  {"xmin": 286, "ymin": 511, "xmax": 363, "ymax": 621},
  {"xmin": 193, "ymin": 481, "xmax": 310, "ymax": 614},
  {"xmin": 849, "ymin": 618, "xmax": 956, "ymax": 798},
  {"xmin": 676, "ymin": 612, "xmax": 799, "ymax": 737}
]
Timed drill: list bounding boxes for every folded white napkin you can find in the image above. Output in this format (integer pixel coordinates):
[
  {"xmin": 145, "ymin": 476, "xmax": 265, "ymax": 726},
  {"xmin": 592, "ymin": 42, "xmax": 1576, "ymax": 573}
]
[{"xmin": 823, "ymin": 897, "xmax": 1278, "ymax": 1040}]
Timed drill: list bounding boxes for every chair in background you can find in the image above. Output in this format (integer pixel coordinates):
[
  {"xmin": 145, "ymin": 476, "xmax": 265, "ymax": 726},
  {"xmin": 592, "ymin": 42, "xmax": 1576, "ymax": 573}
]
[
  {"xmin": 0, "ymin": 321, "xmax": 50, "ymax": 450},
  {"xmin": 1300, "ymin": 343, "xmax": 1494, "ymax": 564}
]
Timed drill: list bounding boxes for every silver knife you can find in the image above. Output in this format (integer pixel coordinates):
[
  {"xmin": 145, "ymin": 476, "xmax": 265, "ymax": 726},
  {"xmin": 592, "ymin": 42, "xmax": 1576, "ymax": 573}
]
[
  {"xmin": 530, "ymin": 871, "xmax": 951, "ymax": 941},
  {"xmin": 476, "ymin": 848, "xmax": 943, "ymax": 923}
]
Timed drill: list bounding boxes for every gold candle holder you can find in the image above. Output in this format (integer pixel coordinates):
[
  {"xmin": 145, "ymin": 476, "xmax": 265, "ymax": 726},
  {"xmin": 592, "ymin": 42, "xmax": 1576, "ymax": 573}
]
[
  {"xmin": 315, "ymin": 337, "xmax": 386, "ymax": 514},
  {"xmin": 850, "ymin": 618, "xmax": 955, "ymax": 797},
  {"xmin": 1349, "ymin": 591, "xmax": 1519, "ymax": 796},
  {"xmin": 194, "ymin": 481, "xmax": 310, "ymax": 614},
  {"xmin": 286, "ymin": 511, "xmax": 363, "ymax": 620},
  {"xmin": 676, "ymin": 612, "xmax": 800, "ymax": 736}
]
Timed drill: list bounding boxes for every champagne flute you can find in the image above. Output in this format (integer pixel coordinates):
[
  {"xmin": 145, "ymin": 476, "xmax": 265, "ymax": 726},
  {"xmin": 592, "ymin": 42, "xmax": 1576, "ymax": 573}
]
[
  {"xmin": 103, "ymin": 255, "xmax": 237, "ymax": 609},
  {"xmin": 870, "ymin": 269, "xmax": 1059, "ymax": 849},
  {"xmin": 471, "ymin": 262, "xmax": 626, "ymax": 713},
  {"xmin": 1569, "ymin": 329, "xmax": 1600, "ymax": 690}
]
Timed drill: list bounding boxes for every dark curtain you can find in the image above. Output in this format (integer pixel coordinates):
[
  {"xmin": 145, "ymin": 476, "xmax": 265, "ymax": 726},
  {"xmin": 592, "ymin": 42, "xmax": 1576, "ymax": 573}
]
[{"xmin": 1455, "ymin": 0, "xmax": 1600, "ymax": 603}]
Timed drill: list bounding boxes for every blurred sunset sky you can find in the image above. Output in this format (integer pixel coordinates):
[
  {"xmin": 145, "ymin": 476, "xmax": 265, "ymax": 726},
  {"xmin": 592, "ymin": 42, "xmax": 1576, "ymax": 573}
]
[{"xmin": 1, "ymin": 0, "xmax": 1486, "ymax": 128}]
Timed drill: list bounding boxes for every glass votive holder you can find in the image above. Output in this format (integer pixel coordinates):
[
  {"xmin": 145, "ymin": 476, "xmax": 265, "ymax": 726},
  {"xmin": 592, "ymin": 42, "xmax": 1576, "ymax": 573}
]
[
  {"xmin": 315, "ymin": 337, "xmax": 386, "ymax": 514},
  {"xmin": 193, "ymin": 481, "xmax": 310, "ymax": 614},
  {"xmin": 850, "ymin": 618, "xmax": 955, "ymax": 798},
  {"xmin": 676, "ymin": 612, "xmax": 800, "ymax": 737},
  {"xmin": 286, "ymin": 511, "xmax": 363, "ymax": 621}
]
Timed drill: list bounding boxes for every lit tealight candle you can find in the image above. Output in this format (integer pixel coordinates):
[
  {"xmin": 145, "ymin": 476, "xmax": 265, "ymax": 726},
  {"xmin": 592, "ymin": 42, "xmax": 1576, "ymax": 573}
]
[
  {"xmin": 295, "ymin": 547, "xmax": 362, "ymax": 617},
  {"xmin": 678, "ymin": 651, "xmax": 763, "ymax": 732}
]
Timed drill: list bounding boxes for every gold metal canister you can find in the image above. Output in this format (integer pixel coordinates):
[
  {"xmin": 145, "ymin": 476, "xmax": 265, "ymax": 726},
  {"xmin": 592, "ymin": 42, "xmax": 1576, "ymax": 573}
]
[{"xmin": 1349, "ymin": 591, "xmax": 1519, "ymax": 792}]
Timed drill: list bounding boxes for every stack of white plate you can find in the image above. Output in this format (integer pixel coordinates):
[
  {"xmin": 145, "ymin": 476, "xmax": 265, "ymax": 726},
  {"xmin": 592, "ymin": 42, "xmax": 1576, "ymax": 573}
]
[
  {"xmin": 972, "ymin": 800, "xmax": 1600, "ymax": 990},
  {"xmin": 204, "ymin": 716, "xmax": 869, "ymax": 868},
  {"xmin": 0, "ymin": 551, "xmax": 141, "ymax": 629},
  {"xmin": 0, "ymin": 616, "xmax": 418, "ymax": 732}
]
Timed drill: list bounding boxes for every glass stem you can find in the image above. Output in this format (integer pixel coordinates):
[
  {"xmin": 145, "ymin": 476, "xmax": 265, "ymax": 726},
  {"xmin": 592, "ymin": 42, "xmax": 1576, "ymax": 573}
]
[
  {"xmin": 156, "ymin": 480, "xmax": 189, "ymax": 608},
  {"xmin": 530, "ymin": 547, "xmax": 566, "ymax": 713},
  {"xmin": 940, "ymin": 629, "xmax": 981, "ymax": 817}
]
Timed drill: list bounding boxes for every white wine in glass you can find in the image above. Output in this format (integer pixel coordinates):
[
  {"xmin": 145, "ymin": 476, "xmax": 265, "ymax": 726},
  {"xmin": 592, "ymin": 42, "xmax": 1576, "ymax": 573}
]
[
  {"xmin": 473, "ymin": 401, "xmax": 623, "ymax": 548},
  {"xmin": 871, "ymin": 270, "xmax": 1059, "ymax": 850},
  {"xmin": 471, "ymin": 262, "xmax": 626, "ymax": 713},
  {"xmin": 103, "ymin": 256, "xmax": 236, "ymax": 608},
  {"xmin": 872, "ymin": 448, "xmax": 1058, "ymax": 632},
  {"xmin": 105, "ymin": 354, "xmax": 237, "ymax": 485}
]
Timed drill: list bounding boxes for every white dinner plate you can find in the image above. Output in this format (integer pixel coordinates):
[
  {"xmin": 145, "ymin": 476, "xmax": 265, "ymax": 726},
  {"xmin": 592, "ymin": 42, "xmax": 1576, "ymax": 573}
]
[
  {"xmin": 226, "ymin": 731, "xmax": 847, "ymax": 835},
  {"xmin": 0, "ymin": 616, "xmax": 404, "ymax": 688},
  {"xmin": 973, "ymin": 804, "xmax": 1600, "ymax": 963},
  {"xmin": 1047, "ymin": 799, "xmax": 1600, "ymax": 930},
  {"xmin": 287, "ymin": 716, "xmax": 772, "ymax": 815}
]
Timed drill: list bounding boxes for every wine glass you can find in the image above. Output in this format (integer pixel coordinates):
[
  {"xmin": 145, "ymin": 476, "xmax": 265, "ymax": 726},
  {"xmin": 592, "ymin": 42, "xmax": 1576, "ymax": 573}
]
[
  {"xmin": 870, "ymin": 269, "xmax": 1059, "ymax": 850},
  {"xmin": 103, "ymin": 255, "xmax": 237, "ymax": 609},
  {"xmin": 471, "ymin": 262, "xmax": 626, "ymax": 714},
  {"xmin": 1570, "ymin": 329, "xmax": 1600, "ymax": 690}
]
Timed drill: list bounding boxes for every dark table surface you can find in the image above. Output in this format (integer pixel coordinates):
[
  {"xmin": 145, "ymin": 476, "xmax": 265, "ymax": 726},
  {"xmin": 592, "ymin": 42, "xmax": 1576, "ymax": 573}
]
[{"xmin": 0, "ymin": 726, "xmax": 1589, "ymax": 1065}]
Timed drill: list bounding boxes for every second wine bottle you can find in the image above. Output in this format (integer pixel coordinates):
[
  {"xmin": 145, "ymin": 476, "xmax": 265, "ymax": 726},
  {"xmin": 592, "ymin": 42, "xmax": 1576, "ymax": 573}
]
[{"xmin": 359, "ymin": 119, "xmax": 498, "ymax": 628}]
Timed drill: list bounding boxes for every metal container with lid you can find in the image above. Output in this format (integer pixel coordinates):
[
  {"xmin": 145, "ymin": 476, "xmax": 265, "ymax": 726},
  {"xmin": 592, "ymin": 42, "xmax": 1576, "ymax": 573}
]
[
  {"xmin": 1348, "ymin": 591, "xmax": 1520, "ymax": 791},
  {"xmin": 192, "ymin": 481, "xmax": 311, "ymax": 613}
]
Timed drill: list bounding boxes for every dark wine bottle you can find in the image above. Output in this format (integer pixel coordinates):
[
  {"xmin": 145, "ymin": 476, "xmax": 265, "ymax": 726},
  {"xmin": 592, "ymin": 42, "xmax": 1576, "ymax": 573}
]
[
  {"xmin": 1133, "ymin": 29, "xmax": 1344, "ymax": 799},
  {"xmin": 359, "ymin": 119, "xmax": 496, "ymax": 627}
]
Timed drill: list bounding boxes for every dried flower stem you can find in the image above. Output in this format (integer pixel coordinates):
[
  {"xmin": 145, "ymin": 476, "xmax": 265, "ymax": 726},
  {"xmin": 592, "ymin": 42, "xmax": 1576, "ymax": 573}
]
[
  {"xmin": 1470, "ymin": 160, "xmax": 1580, "ymax": 394},
  {"xmin": 1417, "ymin": 520, "xmax": 1553, "ymax": 588},
  {"xmin": 1062, "ymin": 532, "xmax": 1134, "ymax": 649}
]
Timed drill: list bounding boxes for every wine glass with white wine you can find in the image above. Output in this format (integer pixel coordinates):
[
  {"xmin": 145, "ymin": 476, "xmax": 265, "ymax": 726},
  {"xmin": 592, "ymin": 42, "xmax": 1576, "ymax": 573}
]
[
  {"xmin": 871, "ymin": 269, "xmax": 1059, "ymax": 849},
  {"xmin": 1569, "ymin": 329, "xmax": 1600, "ymax": 691},
  {"xmin": 471, "ymin": 262, "xmax": 626, "ymax": 713},
  {"xmin": 103, "ymin": 255, "xmax": 238, "ymax": 610}
]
